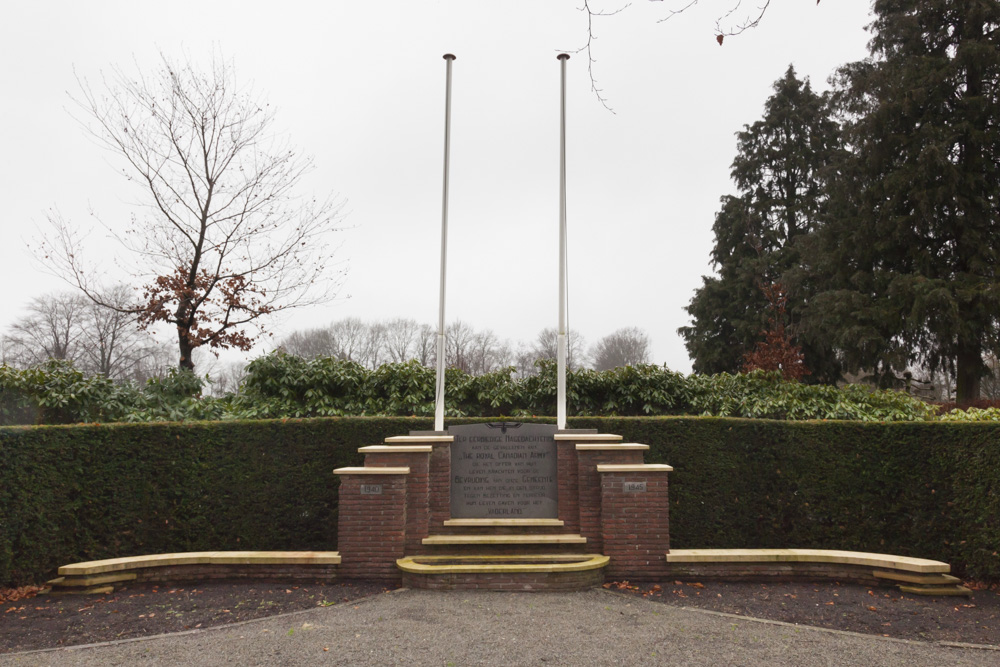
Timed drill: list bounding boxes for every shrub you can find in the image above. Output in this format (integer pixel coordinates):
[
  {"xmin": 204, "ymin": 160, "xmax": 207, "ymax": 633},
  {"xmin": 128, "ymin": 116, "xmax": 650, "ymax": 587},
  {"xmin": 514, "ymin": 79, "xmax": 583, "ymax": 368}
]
[{"xmin": 0, "ymin": 356, "xmax": 940, "ymax": 424}]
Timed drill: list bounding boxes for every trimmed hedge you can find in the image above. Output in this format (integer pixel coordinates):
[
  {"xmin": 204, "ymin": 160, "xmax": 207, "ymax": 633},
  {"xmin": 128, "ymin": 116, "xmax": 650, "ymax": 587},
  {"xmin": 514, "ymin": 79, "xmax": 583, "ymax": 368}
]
[
  {"xmin": 574, "ymin": 418, "xmax": 1000, "ymax": 582},
  {"xmin": 1, "ymin": 416, "xmax": 997, "ymax": 586}
]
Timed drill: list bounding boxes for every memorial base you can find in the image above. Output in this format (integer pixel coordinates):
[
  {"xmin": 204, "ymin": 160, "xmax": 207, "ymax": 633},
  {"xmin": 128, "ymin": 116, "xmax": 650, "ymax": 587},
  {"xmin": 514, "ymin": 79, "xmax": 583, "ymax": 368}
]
[{"xmin": 333, "ymin": 426, "xmax": 672, "ymax": 589}]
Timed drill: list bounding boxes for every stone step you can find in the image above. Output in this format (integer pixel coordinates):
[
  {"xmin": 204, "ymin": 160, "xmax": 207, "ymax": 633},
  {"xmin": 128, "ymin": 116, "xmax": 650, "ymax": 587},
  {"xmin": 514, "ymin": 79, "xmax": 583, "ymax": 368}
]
[
  {"xmin": 47, "ymin": 572, "xmax": 137, "ymax": 587},
  {"xmin": 899, "ymin": 584, "xmax": 973, "ymax": 597},
  {"xmin": 397, "ymin": 553, "xmax": 609, "ymax": 591},
  {"xmin": 873, "ymin": 570, "xmax": 962, "ymax": 585},
  {"xmin": 422, "ymin": 534, "xmax": 587, "ymax": 546}
]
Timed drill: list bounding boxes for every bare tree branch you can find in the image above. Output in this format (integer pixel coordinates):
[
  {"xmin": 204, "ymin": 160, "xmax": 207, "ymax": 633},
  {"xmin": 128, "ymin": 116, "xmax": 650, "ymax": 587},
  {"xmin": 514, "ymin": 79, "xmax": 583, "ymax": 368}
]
[
  {"xmin": 561, "ymin": 0, "xmax": 632, "ymax": 113},
  {"xmin": 652, "ymin": 0, "xmax": 773, "ymax": 40}
]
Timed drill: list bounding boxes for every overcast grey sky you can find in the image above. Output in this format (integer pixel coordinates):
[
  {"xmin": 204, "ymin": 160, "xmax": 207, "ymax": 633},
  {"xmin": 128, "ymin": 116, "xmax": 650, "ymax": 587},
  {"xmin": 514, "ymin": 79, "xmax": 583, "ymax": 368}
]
[{"xmin": 1, "ymin": 1, "xmax": 874, "ymax": 373}]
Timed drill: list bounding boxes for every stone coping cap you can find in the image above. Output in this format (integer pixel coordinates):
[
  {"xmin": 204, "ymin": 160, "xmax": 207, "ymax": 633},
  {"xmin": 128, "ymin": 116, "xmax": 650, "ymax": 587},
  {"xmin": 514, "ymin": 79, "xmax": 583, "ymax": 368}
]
[
  {"xmin": 397, "ymin": 554, "xmax": 609, "ymax": 575},
  {"xmin": 596, "ymin": 464, "xmax": 673, "ymax": 473},
  {"xmin": 333, "ymin": 466, "xmax": 410, "ymax": 475},
  {"xmin": 575, "ymin": 443, "xmax": 649, "ymax": 451},
  {"xmin": 59, "ymin": 551, "xmax": 341, "ymax": 576},
  {"xmin": 665, "ymin": 549, "xmax": 950, "ymax": 574},
  {"xmin": 384, "ymin": 435, "xmax": 454, "ymax": 443},
  {"xmin": 358, "ymin": 445, "xmax": 433, "ymax": 453},
  {"xmin": 554, "ymin": 433, "xmax": 622, "ymax": 442},
  {"xmin": 422, "ymin": 534, "xmax": 587, "ymax": 545},
  {"xmin": 443, "ymin": 518, "xmax": 565, "ymax": 527}
]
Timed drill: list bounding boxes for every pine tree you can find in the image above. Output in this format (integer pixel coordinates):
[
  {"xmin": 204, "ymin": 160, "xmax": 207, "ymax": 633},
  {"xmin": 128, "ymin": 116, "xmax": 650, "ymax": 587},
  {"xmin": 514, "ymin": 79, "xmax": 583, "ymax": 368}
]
[
  {"xmin": 680, "ymin": 65, "xmax": 842, "ymax": 380},
  {"xmin": 805, "ymin": 0, "xmax": 1000, "ymax": 401}
]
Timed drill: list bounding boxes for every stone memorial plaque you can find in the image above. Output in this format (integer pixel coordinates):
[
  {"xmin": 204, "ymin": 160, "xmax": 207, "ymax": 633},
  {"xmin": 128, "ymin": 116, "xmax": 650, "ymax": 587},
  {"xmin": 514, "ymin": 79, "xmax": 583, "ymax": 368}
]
[
  {"xmin": 360, "ymin": 484, "xmax": 383, "ymax": 495},
  {"xmin": 449, "ymin": 423, "xmax": 558, "ymax": 519},
  {"xmin": 624, "ymin": 481, "xmax": 647, "ymax": 493}
]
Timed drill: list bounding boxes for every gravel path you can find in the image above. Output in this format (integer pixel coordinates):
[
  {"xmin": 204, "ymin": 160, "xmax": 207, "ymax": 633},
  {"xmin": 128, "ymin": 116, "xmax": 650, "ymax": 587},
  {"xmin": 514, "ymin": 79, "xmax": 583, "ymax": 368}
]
[{"xmin": 2, "ymin": 588, "xmax": 996, "ymax": 666}]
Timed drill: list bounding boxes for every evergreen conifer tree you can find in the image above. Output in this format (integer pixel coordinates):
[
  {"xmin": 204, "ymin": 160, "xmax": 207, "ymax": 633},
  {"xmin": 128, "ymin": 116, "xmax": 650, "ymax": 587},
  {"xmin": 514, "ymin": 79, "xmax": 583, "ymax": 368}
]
[
  {"xmin": 805, "ymin": 0, "xmax": 1000, "ymax": 400},
  {"xmin": 680, "ymin": 66, "xmax": 842, "ymax": 380}
]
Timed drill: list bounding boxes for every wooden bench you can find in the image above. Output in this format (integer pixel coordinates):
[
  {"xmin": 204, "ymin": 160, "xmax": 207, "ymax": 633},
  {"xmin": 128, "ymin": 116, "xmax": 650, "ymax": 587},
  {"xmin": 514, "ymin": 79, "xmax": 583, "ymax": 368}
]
[
  {"xmin": 665, "ymin": 548, "xmax": 968, "ymax": 596},
  {"xmin": 46, "ymin": 551, "xmax": 341, "ymax": 595}
]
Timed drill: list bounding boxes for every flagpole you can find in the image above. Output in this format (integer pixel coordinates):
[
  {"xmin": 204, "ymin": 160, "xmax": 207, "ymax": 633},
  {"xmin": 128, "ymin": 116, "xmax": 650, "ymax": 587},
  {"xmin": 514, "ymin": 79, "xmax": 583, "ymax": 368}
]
[
  {"xmin": 435, "ymin": 53, "xmax": 456, "ymax": 433},
  {"xmin": 557, "ymin": 53, "xmax": 569, "ymax": 431}
]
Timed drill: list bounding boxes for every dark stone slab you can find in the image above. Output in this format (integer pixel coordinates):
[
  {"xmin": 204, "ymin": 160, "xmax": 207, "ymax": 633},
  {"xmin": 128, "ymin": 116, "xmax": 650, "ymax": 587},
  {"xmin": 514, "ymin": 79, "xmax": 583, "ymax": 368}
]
[{"xmin": 449, "ymin": 423, "xmax": 558, "ymax": 519}]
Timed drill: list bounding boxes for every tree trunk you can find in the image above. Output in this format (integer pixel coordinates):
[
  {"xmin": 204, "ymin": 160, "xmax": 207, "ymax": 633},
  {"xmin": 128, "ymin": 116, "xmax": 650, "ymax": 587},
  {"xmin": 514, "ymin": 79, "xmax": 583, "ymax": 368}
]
[
  {"xmin": 178, "ymin": 331, "xmax": 195, "ymax": 372},
  {"xmin": 955, "ymin": 347, "xmax": 983, "ymax": 404}
]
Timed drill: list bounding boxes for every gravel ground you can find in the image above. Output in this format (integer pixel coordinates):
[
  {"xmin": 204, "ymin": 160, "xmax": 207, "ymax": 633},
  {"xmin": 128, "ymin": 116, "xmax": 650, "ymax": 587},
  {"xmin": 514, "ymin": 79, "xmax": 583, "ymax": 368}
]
[{"xmin": 2, "ymin": 588, "xmax": 997, "ymax": 667}]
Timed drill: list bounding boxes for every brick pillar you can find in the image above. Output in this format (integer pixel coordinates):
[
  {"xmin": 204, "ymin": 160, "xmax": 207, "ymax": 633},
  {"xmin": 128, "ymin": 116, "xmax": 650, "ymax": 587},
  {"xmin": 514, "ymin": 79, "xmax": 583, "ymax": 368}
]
[
  {"xmin": 576, "ymin": 446, "xmax": 646, "ymax": 553},
  {"xmin": 553, "ymin": 434, "xmax": 624, "ymax": 540},
  {"xmin": 428, "ymin": 441, "xmax": 452, "ymax": 537},
  {"xmin": 599, "ymin": 464, "xmax": 671, "ymax": 580},
  {"xmin": 383, "ymin": 435, "xmax": 452, "ymax": 542},
  {"xmin": 361, "ymin": 447, "xmax": 432, "ymax": 555},
  {"xmin": 556, "ymin": 440, "xmax": 581, "ymax": 532},
  {"xmin": 335, "ymin": 469, "xmax": 409, "ymax": 579}
]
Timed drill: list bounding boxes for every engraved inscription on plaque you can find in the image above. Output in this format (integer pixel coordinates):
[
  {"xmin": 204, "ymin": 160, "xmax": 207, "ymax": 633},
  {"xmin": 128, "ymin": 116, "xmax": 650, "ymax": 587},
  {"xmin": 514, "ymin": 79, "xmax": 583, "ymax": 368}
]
[
  {"xmin": 449, "ymin": 423, "xmax": 558, "ymax": 519},
  {"xmin": 360, "ymin": 484, "xmax": 383, "ymax": 495},
  {"xmin": 623, "ymin": 481, "xmax": 647, "ymax": 493}
]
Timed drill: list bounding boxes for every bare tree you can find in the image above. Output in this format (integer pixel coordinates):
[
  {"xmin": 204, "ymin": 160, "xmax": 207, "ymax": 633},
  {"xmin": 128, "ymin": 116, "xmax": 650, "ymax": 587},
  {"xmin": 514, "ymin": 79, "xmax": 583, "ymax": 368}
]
[
  {"xmin": 981, "ymin": 354, "xmax": 1000, "ymax": 401},
  {"xmin": 466, "ymin": 329, "xmax": 513, "ymax": 375},
  {"xmin": 330, "ymin": 318, "xmax": 369, "ymax": 362},
  {"xmin": 2, "ymin": 293, "xmax": 88, "ymax": 366},
  {"xmin": 591, "ymin": 327, "xmax": 651, "ymax": 371},
  {"xmin": 39, "ymin": 53, "xmax": 345, "ymax": 372},
  {"xmin": 384, "ymin": 318, "xmax": 420, "ymax": 363},
  {"xmin": 76, "ymin": 285, "xmax": 154, "ymax": 379},
  {"xmin": 523, "ymin": 327, "xmax": 588, "ymax": 373},
  {"xmin": 415, "ymin": 324, "xmax": 436, "ymax": 367},
  {"xmin": 360, "ymin": 321, "xmax": 388, "ymax": 370},
  {"xmin": 445, "ymin": 321, "xmax": 478, "ymax": 373},
  {"xmin": 2, "ymin": 288, "xmax": 168, "ymax": 381},
  {"xmin": 279, "ymin": 327, "xmax": 337, "ymax": 359}
]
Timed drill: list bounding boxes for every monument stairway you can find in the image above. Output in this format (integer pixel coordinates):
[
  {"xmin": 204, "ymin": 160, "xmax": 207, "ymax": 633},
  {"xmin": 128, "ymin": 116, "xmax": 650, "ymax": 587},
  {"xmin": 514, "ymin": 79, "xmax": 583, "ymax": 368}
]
[{"xmin": 335, "ymin": 428, "xmax": 672, "ymax": 590}]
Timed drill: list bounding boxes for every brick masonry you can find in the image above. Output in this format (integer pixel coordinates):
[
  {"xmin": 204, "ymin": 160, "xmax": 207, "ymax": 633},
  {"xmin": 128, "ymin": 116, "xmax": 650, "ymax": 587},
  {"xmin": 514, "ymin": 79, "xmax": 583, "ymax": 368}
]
[
  {"xmin": 336, "ymin": 473, "xmax": 408, "ymax": 579},
  {"xmin": 576, "ymin": 449, "xmax": 645, "ymax": 553},
  {"xmin": 600, "ymin": 472, "xmax": 670, "ymax": 581},
  {"xmin": 364, "ymin": 450, "xmax": 431, "ymax": 554},
  {"xmin": 556, "ymin": 441, "xmax": 580, "ymax": 533}
]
